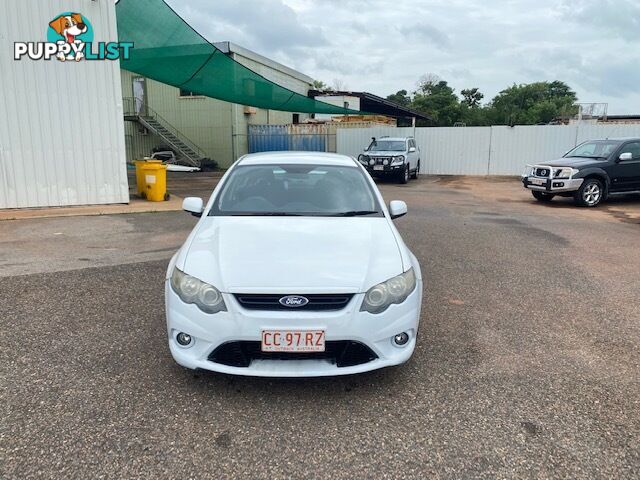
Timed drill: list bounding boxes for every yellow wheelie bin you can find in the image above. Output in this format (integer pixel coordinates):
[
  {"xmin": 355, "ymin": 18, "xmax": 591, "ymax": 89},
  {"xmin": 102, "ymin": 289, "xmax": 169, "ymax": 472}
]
[{"xmin": 134, "ymin": 159, "xmax": 169, "ymax": 201}]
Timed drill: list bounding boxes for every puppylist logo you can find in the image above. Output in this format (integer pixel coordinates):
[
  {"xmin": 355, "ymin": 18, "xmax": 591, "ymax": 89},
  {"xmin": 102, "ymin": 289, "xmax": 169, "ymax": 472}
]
[{"xmin": 14, "ymin": 12, "xmax": 133, "ymax": 62}]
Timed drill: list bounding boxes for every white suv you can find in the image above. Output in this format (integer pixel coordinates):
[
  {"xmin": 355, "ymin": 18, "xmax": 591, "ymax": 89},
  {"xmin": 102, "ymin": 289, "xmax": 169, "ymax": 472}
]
[{"xmin": 358, "ymin": 136, "xmax": 421, "ymax": 184}]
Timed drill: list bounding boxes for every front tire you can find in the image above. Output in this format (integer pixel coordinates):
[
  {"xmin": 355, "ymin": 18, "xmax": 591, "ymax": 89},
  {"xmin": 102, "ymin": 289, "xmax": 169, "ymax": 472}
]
[
  {"xmin": 532, "ymin": 191, "xmax": 555, "ymax": 202},
  {"xmin": 399, "ymin": 164, "xmax": 409, "ymax": 184},
  {"xmin": 411, "ymin": 160, "xmax": 420, "ymax": 179},
  {"xmin": 574, "ymin": 178, "xmax": 604, "ymax": 207}
]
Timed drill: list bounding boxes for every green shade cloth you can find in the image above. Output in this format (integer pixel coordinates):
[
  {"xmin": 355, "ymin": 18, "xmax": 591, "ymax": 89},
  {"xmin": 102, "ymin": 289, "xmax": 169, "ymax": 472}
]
[{"xmin": 116, "ymin": 0, "xmax": 361, "ymax": 114}]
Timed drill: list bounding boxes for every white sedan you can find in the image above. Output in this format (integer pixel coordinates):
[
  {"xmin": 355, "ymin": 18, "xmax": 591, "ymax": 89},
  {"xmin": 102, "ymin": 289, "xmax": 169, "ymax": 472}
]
[{"xmin": 165, "ymin": 151, "xmax": 423, "ymax": 377}]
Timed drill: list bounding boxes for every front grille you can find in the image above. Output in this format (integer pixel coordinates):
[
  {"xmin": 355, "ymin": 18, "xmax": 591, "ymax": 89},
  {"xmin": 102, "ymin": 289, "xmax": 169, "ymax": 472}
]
[
  {"xmin": 208, "ymin": 341, "xmax": 378, "ymax": 368},
  {"xmin": 234, "ymin": 293, "xmax": 354, "ymax": 311},
  {"xmin": 534, "ymin": 167, "xmax": 550, "ymax": 177}
]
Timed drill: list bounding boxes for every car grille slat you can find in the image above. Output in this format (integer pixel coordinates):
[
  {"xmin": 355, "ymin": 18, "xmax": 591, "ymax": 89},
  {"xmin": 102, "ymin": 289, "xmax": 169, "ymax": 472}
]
[
  {"xmin": 208, "ymin": 341, "xmax": 378, "ymax": 368},
  {"xmin": 234, "ymin": 294, "xmax": 354, "ymax": 311}
]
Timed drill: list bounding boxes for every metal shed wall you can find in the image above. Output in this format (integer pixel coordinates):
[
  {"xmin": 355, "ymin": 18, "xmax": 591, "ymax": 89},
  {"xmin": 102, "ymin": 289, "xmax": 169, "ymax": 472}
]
[{"xmin": 0, "ymin": 0, "xmax": 129, "ymax": 209}]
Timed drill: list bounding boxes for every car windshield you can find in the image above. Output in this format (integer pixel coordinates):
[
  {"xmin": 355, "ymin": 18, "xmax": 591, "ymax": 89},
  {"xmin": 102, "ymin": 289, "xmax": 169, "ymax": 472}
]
[
  {"xmin": 368, "ymin": 140, "xmax": 406, "ymax": 152},
  {"xmin": 565, "ymin": 141, "xmax": 620, "ymax": 158},
  {"xmin": 210, "ymin": 164, "xmax": 382, "ymax": 216}
]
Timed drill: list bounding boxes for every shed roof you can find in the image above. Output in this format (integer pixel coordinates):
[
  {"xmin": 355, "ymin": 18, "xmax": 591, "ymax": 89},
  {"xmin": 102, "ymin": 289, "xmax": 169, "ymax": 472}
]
[
  {"xmin": 213, "ymin": 42, "xmax": 314, "ymax": 86},
  {"xmin": 309, "ymin": 90, "xmax": 432, "ymax": 121}
]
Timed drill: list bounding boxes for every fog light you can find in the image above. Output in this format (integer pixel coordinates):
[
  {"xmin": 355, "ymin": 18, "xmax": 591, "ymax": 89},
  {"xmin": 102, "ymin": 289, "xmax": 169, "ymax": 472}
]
[
  {"xmin": 383, "ymin": 159, "xmax": 389, "ymax": 166},
  {"xmin": 393, "ymin": 332, "xmax": 409, "ymax": 346},
  {"xmin": 369, "ymin": 159, "xmax": 375, "ymax": 166},
  {"xmin": 176, "ymin": 332, "xmax": 193, "ymax": 346}
]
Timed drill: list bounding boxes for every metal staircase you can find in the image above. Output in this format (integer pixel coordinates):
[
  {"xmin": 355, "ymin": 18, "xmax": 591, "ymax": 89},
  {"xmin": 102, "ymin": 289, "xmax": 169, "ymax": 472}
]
[{"xmin": 123, "ymin": 97, "xmax": 207, "ymax": 167}]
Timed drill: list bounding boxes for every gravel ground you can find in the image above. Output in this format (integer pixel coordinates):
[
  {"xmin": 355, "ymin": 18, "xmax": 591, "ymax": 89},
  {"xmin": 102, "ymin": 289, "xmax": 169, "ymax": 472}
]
[{"xmin": 1, "ymin": 176, "xmax": 639, "ymax": 479}]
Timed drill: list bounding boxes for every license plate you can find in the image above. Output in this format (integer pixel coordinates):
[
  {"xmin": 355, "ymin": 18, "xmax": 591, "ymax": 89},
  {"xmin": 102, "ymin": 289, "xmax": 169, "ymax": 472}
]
[
  {"xmin": 261, "ymin": 330, "xmax": 325, "ymax": 352},
  {"xmin": 373, "ymin": 165, "xmax": 384, "ymax": 171},
  {"xmin": 529, "ymin": 178, "xmax": 545, "ymax": 186}
]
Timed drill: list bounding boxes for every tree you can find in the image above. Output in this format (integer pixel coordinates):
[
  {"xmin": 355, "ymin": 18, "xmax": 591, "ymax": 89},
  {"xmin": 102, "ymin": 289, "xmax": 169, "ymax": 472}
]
[
  {"xmin": 386, "ymin": 89, "xmax": 411, "ymax": 107},
  {"xmin": 490, "ymin": 81, "xmax": 578, "ymax": 125},
  {"xmin": 461, "ymin": 88, "xmax": 484, "ymax": 108},
  {"xmin": 332, "ymin": 79, "xmax": 348, "ymax": 91},
  {"xmin": 312, "ymin": 79, "xmax": 330, "ymax": 91},
  {"xmin": 415, "ymin": 73, "xmax": 442, "ymax": 95},
  {"xmin": 412, "ymin": 75, "xmax": 460, "ymax": 126}
]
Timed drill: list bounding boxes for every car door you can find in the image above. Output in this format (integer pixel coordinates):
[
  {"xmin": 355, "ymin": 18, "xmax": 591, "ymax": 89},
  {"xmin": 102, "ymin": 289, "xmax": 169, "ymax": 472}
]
[
  {"xmin": 609, "ymin": 141, "xmax": 640, "ymax": 192},
  {"xmin": 408, "ymin": 139, "xmax": 418, "ymax": 169}
]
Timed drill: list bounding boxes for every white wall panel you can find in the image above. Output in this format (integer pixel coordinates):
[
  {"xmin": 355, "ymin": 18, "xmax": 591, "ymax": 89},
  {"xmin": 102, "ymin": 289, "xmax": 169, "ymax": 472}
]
[
  {"xmin": 488, "ymin": 125, "xmax": 577, "ymax": 175},
  {"xmin": 417, "ymin": 127, "xmax": 491, "ymax": 175},
  {"xmin": 0, "ymin": 0, "xmax": 129, "ymax": 209},
  {"xmin": 576, "ymin": 124, "xmax": 640, "ymax": 144}
]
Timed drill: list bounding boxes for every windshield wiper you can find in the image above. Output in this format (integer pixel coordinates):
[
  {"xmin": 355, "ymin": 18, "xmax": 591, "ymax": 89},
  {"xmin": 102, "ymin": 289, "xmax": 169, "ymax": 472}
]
[
  {"xmin": 229, "ymin": 212, "xmax": 303, "ymax": 216},
  {"xmin": 330, "ymin": 210, "xmax": 379, "ymax": 217}
]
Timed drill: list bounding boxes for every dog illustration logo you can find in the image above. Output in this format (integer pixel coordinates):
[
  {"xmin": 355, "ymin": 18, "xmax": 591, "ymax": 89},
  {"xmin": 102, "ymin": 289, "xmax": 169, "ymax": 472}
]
[
  {"xmin": 47, "ymin": 12, "xmax": 93, "ymax": 61},
  {"xmin": 14, "ymin": 12, "xmax": 132, "ymax": 62}
]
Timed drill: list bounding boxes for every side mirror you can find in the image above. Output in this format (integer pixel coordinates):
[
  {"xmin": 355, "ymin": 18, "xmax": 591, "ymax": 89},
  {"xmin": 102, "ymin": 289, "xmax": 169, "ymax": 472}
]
[
  {"xmin": 389, "ymin": 200, "xmax": 407, "ymax": 219},
  {"xmin": 182, "ymin": 197, "xmax": 204, "ymax": 217},
  {"xmin": 408, "ymin": 147, "xmax": 416, "ymax": 153},
  {"xmin": 618, "ymin": 152, "xmax": 633, "ymax": 162}
]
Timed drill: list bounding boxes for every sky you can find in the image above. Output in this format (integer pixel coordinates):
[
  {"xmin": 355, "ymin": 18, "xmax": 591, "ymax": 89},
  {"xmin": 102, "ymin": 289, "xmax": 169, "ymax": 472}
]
[{"xmin": 169, "ymin": 0, "xmax": 640, "ymax": 114}]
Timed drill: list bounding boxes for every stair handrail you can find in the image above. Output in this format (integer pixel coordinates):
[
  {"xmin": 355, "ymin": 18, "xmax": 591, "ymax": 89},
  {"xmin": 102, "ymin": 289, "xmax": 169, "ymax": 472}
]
[{"xmin": 123, "ymin": 97, "xmax": 208, "ymax": 161}]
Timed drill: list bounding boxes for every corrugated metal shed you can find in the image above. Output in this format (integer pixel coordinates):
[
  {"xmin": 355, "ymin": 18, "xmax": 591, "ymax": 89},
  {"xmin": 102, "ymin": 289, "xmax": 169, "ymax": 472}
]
[{"xmin": 0, "ymin": 0, "xmax": 129, "ymax": 209}]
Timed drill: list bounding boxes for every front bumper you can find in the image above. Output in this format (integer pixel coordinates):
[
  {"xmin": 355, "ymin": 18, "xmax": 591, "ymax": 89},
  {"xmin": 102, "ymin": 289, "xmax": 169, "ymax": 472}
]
[
  {"xmin": 365, "ymin": 165, "xmax": 404, "ymax": 175},
  {"xmin": 521, "ymin": 176, "xmax": 583, "ymax": 193},
  {"xmin": 165, "ymin": 282, "xmax": 422, "ymax": 377}
]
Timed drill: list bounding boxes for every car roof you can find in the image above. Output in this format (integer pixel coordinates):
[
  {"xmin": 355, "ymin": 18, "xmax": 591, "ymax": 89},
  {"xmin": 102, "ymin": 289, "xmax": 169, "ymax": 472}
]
[
  {"xmin": 587, "ymin": 137, "xmax": 640, "ymax": 142},
  {"xmin": 237, "ymin": 151, "xmax": 358, "ymax": 167},
  {"xmin": 376, "ymin": 137, "xmax": 410, "ymax": 142}
]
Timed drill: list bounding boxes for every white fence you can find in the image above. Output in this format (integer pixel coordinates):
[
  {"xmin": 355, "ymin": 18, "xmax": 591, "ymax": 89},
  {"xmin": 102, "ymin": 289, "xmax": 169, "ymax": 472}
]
[{"xmin": 337, "ymin": 124, "xmax": 640, "ymax": 175}]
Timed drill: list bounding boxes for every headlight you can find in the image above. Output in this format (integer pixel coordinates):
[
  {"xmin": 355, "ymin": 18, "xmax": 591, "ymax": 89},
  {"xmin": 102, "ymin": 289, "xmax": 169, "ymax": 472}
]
[
  {"xmin": 170, "ymin": 268, "xmax": 226, "ymax": 314},
  {"xmin": 391, "ymin": 155, "xmax": 405, "ymax": 166},
  {"xmin": 358, "ymin": 154, "xmax": 369, "ymax": 163},
  {"xmin": 360, "ymin": 268, "xmax": 416, "ymax": 314},
  {"xmin": 553, "ymin": 167, "xmax": 578, "ymax": 179}
]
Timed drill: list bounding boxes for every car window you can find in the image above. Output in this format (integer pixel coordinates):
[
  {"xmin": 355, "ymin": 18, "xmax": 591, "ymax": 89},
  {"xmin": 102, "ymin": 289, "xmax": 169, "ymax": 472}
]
[
  {"xmin": 368, "ymin": 140, "xmax": 406, "ymax": 152},
  {"xmin": 619, "ymin": 142, "xmax": 640, "ymax": 160},
  {"xmin": 211, "ymin": 164, "xmax": 382, "ymax": 216},
  {"xmin": 409, "ymin": 139, "xmax": 415, "ymax": 149},
  {"xmin": 565, "ymin": 141, "xmax": 620, "ymax": 158}
]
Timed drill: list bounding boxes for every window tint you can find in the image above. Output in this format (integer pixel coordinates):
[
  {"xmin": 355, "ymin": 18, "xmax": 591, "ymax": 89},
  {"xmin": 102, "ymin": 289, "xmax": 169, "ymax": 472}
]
[
  {"xmin": 211, "ymin": 164, "xmax": 381, "ymax": 216},
  {"xmin": 619, "ymin": 142, "xmax": 640, "ymax": 160}
]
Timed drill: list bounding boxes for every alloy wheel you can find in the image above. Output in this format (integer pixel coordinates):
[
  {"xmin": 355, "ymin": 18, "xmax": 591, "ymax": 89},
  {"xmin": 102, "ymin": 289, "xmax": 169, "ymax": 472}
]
[{"xmin": 583, "ymin": 183, "xmax": 601, "ymax": 206}]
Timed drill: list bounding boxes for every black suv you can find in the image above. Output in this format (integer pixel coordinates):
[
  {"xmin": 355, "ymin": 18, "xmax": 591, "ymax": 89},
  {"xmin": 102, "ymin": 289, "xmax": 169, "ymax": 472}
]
[{"xmin": 522, "ymin": 138, "xmax": 640, "ymax": 207}]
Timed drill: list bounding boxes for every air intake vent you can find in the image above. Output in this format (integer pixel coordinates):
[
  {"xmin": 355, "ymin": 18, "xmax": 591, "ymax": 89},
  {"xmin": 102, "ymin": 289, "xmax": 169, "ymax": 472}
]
[{"xmin": 208, "ymin": 341, "xmax": 378, "ymax": 368}]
